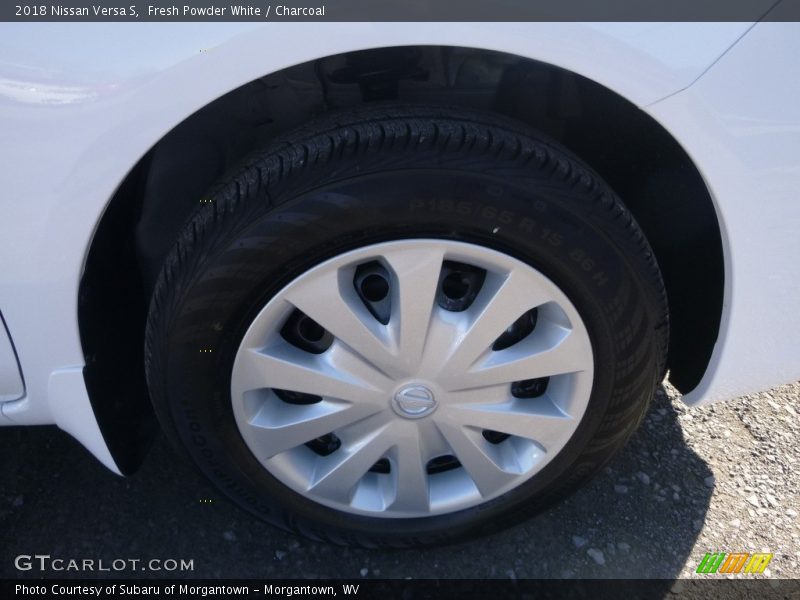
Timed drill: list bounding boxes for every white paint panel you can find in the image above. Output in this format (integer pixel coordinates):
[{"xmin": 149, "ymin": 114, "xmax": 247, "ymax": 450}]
[
  {"xmin": 646, "ymin": 23, "xmax": 800, "ymax": 405},
  {"xmin": 48, "ymin": 369, "xmax": 121, "ymax": 474}
]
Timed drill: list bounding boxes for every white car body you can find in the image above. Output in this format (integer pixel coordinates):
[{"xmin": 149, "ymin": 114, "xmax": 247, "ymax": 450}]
[{"xmin": 1, "ymin": 21, "xmax": 799, "ymax": 474}]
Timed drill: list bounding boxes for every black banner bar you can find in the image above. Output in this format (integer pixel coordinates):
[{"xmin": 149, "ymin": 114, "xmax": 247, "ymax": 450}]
[
  {"xmin": 2, "ymin": 0, "xmax": 799, "ymax": 23},
  {"xmin": 4, "ymin": 579, "xmax": 799, "ymax": 599}
]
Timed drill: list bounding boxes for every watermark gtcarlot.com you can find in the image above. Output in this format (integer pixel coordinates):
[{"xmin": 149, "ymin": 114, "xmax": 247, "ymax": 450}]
[{"xmin": 14, "ymin": 555, "xmax": 194, "ymax": 573}]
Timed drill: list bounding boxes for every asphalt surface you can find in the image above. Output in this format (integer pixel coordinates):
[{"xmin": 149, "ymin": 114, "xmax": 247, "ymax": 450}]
[{"xmin": 1, "ymin": 380, "xmax": 798, "ymax": 580}]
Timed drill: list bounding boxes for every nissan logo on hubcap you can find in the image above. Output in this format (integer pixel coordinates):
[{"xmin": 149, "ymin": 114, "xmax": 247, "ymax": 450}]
[{"xmin": 392, "ymin": 384, "xmax": 437, "ymax": 418}]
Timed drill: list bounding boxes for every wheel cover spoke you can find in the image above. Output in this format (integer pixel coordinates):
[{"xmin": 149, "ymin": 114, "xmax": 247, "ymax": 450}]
[
  {"xmin": 308, "ymin": 424, "xmax": 393, "ymax": 503},
  {"xmin": 247, "ymin": 398, "xmax": 385, "ymax": 458},
  {"xmin": 433, "ymin": 419, "xmax": 518, "ymax": 496},
  {"xmin": 234, "ymin": 346, "xmax": 385, "ymax": 405},
  {"xmin": 283, "ymin": 271, "xmax": 402, "ymax": 378},
  {"xmin": 383, "ymin": 246, "xmax": 445, "ymax": 372},
  {"xmin": 388, "ymin": 429, "xmax": 431, "ymax": 512},
  {"xmin": 446, "ymin": 325, "xmax": 590, "ymax": 391},
  {"xmin": 231, "ymin": 239, "xmax": 594, "ymax": 517},
  {"xmin": 444, "ymin": 400, "xmax": 572, "ymax": 452},
  {"xmin": 439, "ymin": 268, "xmax": 551, "ymax": 377}
]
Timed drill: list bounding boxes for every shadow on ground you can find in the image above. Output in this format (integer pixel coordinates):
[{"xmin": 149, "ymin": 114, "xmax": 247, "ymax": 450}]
[{"xmin": 1, "ymin": 385, "xmax": 712, "ymax": 579}]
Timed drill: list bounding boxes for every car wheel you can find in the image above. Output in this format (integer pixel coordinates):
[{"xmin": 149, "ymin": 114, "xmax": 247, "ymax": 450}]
[{"xmin": 144, "ymin": 105, "xmax": 668, "ymax": 547}]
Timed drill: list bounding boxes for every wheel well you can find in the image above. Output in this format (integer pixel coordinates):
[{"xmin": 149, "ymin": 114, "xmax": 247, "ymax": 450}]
[{"xmin": 79, "ymin": 45, "xmax": 723, "ymax": 470}]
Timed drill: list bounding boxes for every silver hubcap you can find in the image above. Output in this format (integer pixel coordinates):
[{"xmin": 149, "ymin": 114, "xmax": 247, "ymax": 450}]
[{"xmin": 231, "ymin": 240, "xmax": 594, "ymax": 518}]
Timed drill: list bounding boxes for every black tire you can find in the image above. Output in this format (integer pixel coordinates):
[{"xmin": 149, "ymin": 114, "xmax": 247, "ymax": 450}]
[{"xmin": 144, "ymin": 105, "xmax": 668, "ymax": 547}]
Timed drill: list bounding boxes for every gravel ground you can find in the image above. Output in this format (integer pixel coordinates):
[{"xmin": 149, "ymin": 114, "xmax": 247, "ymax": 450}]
[
  {"xmin": 670, "ymin": 381, "xmax": 799, "ymax": 579},
  {"xmin": 1, "ymin": 380, "xmax": 798, "ymax": 580}
]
